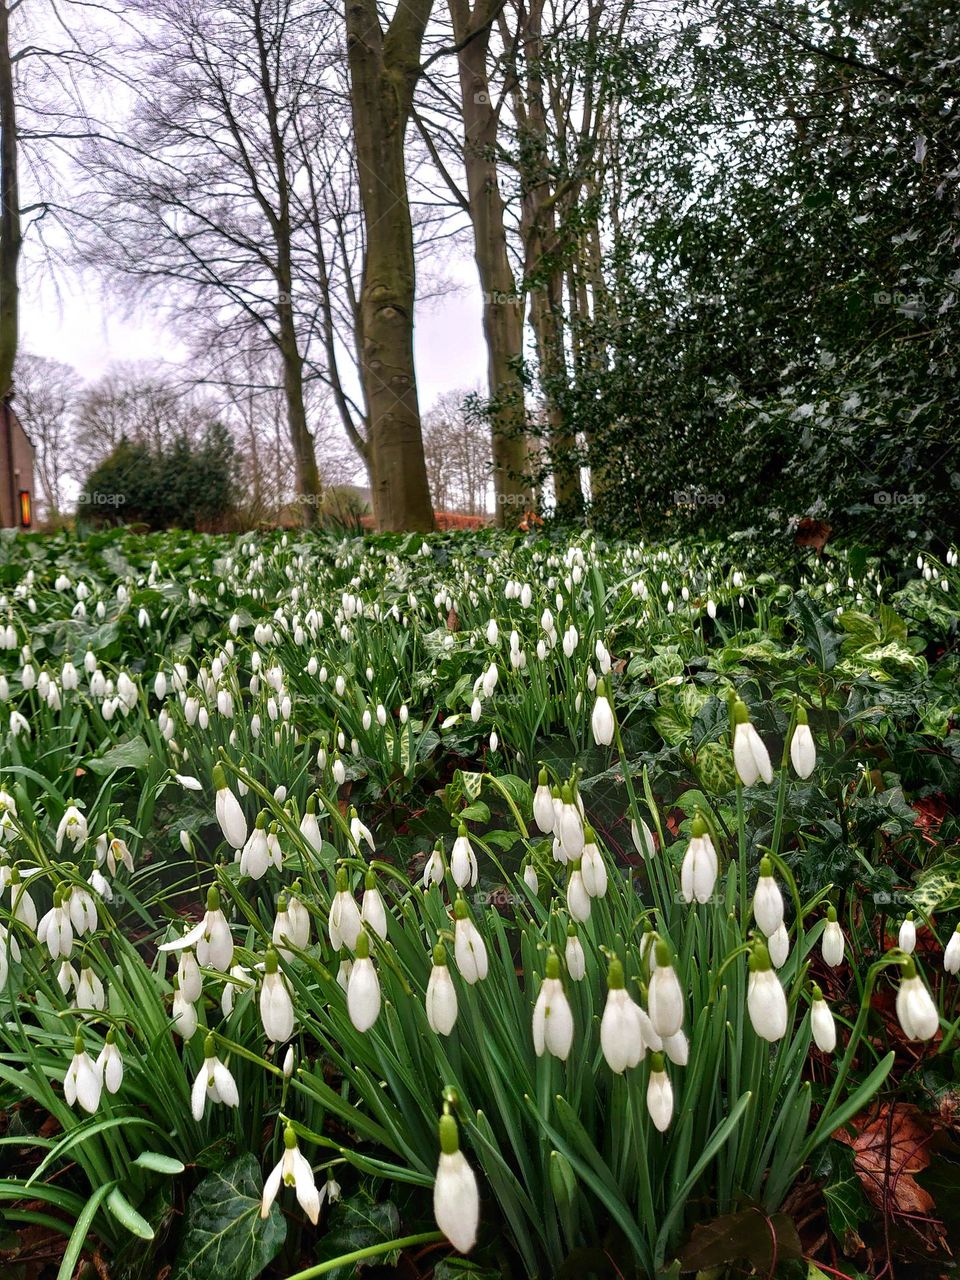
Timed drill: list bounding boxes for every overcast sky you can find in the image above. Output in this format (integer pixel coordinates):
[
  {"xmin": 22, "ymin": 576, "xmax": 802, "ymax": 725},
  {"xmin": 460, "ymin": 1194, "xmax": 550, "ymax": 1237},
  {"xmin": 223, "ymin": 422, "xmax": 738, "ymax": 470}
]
[{"xmin": 19, "ymin": 245, "xmax": 489, "ymax": 410}]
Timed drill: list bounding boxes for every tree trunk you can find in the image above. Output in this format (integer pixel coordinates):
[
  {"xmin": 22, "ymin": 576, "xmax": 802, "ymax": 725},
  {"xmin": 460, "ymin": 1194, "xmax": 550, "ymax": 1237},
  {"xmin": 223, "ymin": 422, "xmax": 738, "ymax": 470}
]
[
  {"xmin": 346, "ymin": 0, "xmax": 434, "ymax": 532},
  {"xmin": 512, "ymin": 0, "xmax": 580, "ymax": 515},
  {"xmin": 0, "ymin": 0, "xmax": 21, "ymax": 401},
  {"xmin": 449, "ymin": 2, "xmax": 531, "ymax": 527}
]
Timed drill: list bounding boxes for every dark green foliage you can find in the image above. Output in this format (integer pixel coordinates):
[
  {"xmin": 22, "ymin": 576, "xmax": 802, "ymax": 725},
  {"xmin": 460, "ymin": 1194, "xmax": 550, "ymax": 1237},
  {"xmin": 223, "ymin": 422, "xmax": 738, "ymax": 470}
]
[
  {"xmin": 553, "ymin": 0, "xmax": 960, "ymax": 550},
  {"xmin": 81, "ymin": 422, "xmax": 238, "ymax": 530}
]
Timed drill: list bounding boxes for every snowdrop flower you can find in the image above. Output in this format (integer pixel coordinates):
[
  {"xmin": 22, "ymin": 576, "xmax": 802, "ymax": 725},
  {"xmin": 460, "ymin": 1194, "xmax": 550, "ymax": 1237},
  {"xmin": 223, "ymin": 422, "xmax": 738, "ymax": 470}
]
[
  {"xmin": 576, "ymin": 826, "xmax": 607, "ymax": 898},
  {"xmin": 273, "ymin": 889, "xmax": 310, "ymax": 956},
  {"xmin": 361, "ymin": 870, "xmax": 388, "ymax": 940},
  {"xmin": 481, "ymin": 662, "xmax": 498, "ymax": 697},
  {"xmin": 631, "ymin": 817, "xmax": 655, "ymax": 858},
  {"xmin": 896, "ymin": 958, "xmax": 939, "ymax": 1041},
  {"xmin": 532, "ymin": 952, "xmax": 574, "ymax": 1061},
  {"xmin": 898, "ymin": 913, "xmax": 917, "ymax": 955},
  {"xmin": 56, "ymin": 804, "xmax": 88, "ymax": 852},
  {"xmin": 591, "ymin": 682, "xmax": 615, "ymax": 746},
  {"xmin": 426, "ymin": 943, "xmax": 458, "ymax": 1035},
  {"xmin": 747, "ymin": 942, "xmax": 788, "ymax": 1042},
  {"xmin": 680, "ymin": 813, "xmax": 718, "ymax": 905},
  {"xmin": 159, "ymin": 886, "xmax": 234, "ymax": 972},
  {"xmin": 731, "ymin": 700, "xmax": 773, "ymax": 787},
  {"xmin": 451, "ymin": 824, "xmax": 478, "ymax": 889},
  {"xmin": 945, "ymin": 923, "xmax": 960, "ymax": 975},
  {"xmin": 522, "ymin": 861, "xmax": 539, "ymax": 895},
  {"xmin": 97, "ymin": 1030, "xmax": 124, "ymax": 1094},
  {"xmin": 809, "ymin": 985, "xmax": 836, "ymax": 1053},
  {"xmin": 105, "ymin": 836, "xmax": 134, "ymax": 876},
  {"xmin": 422, "ymin": 843, "xmax": 445, "ymax": 889},
  {"xmin": 434, "ymin": 1114, "xmax": 479, "ymax": 1254},
  {"xmin": 789, "ymin": 707, "xmax": 816, "ymax": 778},
  {"xmin": 75, "ymin": 966, "xmax": 106, "ymax": 1011},
  {"xmin": 220, "ymin": 964, "xmax": 255, "ymax": 1018},
  {"xmin": 648, "ymin": 943, "xmax": 684, "ymax": 1038},
  {"xmin": 240, "ymin": 816, "xmax": 271, "ymax": 879},
  {"xmin": 349, "ymin": 808, "xmax": 375, "ymax": 853},
  {"xmin": 260, "ymin": 949, "xmax": 296, "ymax": 1043},
  {"xmin": 768, "ymin": 921, "xmax": 790, "ymax": 969},
  {"xmin": 662, "ymin": 1028, "xmax": 689, "ymax": 1066},
  {"xmin": 752, "ymin": 858, "xmax": 784, "ymax": 937},
  {"xmin": 646, "ymin": 1053, "xmax": 673, "ymax": 1131},
  {"xmin": 0, "ymin": 788, "xmax": 18, "ymax": 841},
  {"xmin": 821, "ymin": 906, "xmax": 845, "ymax": 967},
  {"xmin": 329, "ymin": 869, "xmax": 362, "ymax": 952},
  {"xmin": 346, "ymin": 930, "xmax": 381, "ymax": 1032},
  {"xmin": 332, "ymin": 756, "xmax": 346, "ymax": 786},
  {"xmin": 67, "ymin": 885, "xmax": 98, "ymax": 936},
  {"xmin": 177, "ymin": 950, "xmax": 203, "ymax": 1003},
  {"xmin": 9, "ymin": 710, "xmax": 30, "ymax": 737},
  {"xmin": 64, "ymin": 1034, "xmax": 102, "ymax": 1114},
  {"xmin": 261, "ymin": 1125, "xmax": 321, "ymax": 1225},
  {"xmin": 172, "ymin": 985, "xmax": 199, "ymax": 1039},
  {"xmin": 566, "ymin": 862, "xmax": 591, "ymax": 922},
  {"xmin": 299, "ymin": 796, "xmax": 323, "ymax": 852},
  {"xmin": 37, "ymin": 889, "xmax": 73, "ymax": 959},
  {"xmin": 600, "ymin": 957, "xmax": 645, "ymax": 1072},
  {"xmin": 453, "ymin": 899, "xmax": 488, "ymax": 984},
  {"xmin": 557, "ymin": 786, "xmax": 584, "ymax": 860},
  {"xmin": 7, "ymin": 869, "xmax": 36, "ymax": 929},
  {"xmin": 191, "ymin": 1035, "xmax": 240, "ymax": 1120},
  {"xmin": 565, "ymin": 925, "xmax": 586, "ymax": 981},
  {"xmin": 533, "ymin": 769, "xmax": 555, "ymax": 834},
  {"xmin": 213, "ymin": 765, "xmax": 247, "ymax": 849}
]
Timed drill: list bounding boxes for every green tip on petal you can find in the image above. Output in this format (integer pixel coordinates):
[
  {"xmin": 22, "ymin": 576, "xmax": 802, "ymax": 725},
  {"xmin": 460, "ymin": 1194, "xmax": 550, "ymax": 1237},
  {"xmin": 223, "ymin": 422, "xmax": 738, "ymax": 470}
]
[
  {"xmin": 795, "ymin": 704, "xmax": 808, "ymax": 725},
  {"xmin": 439, "ymin": 1112, "xmax": 459, "ymax": 1155},
  {"xmin": 566, "ymin": 922, "xmax": 578, "ymax": 938},
  {"xmin": 826, "ymin": 904, "xmax": 837, "ymax": 922},
  {"xmin": 432, "ymin": 942, "xmax": 447, "ymax": 967},
  {"xmin": 458, "ymin": 822, "xmax": 467, "ymax": 837},
  {"xmin": 545, "ymin": 952, "xmax": 561, "ymax": 981},
  {"xmin": 206, "ymin": 885, "xmax": 220, "ymax": 912},
  {"xmin": 650, "ymin": 1051, "xmax": 666, "ymax": 1073},
  {"xmin": 538, "ymin": 766, "xmax": 548, "ymax": 786},
  {"xmin": 607, "ymin": 956, "xmax": 625, "ymax": 989},
  {"xmin": 306, "ymin": 794, "xmax": 317, "ymax": 814},
  {"xmin": 732, "ymin": 699, "xmax": 749, "ymax": 724},
  {"xmin": 73, "ymin": 1032, "xmax": 84, "ymax": 1054},
  {"xmin": 364, "ymin": 869, "xmax": 376, "ymax": 890},
  {"xmin": 906, "ymin": 911, "xmax": 914, "ymax": 921},
  {"xmin": 203, "ymin": 1033, "xmax": 216, "ymax": 1058},
  {"xmin": 954, "ymin": 922, "xmax": 960, "ymax": 936},
  {"xmin": 749, "ymin": 941, "xmax": 772, "ymax": 973},
  {"xmin": 901, "ymin": 955, "xmax": 917, "ymax": 978},
  {"xmin": 255, "ymin": 810, "xmax": 268, "ymax": 830},
  {"xmin": 453, "ymin": 897, "xmax": 469, "ymax": 920},
  {"xmin": 583, "ymin": 822, "xmax": 596, "ymax": 843},
  {"xmin": 212, "ymin": 764, "xmax": 227, "ymax": 790},
  {"xmin": 691, "ymin": 811, "xmax": 707, "ymax": 839},
  {"xmin": 354, "ymin": 930, "xmax": 370, "ymax": 959},
  {"xmin": 264, "ymin": 948, "xmax": 279, "ymax": 974},
  {"xmin": 277, "ymin": 893, "xmax": 288, "ymax": 912},
  {"xmin": 335, "ymin": 868, "xmax": 349, "ymax": 892},
  {"xmin": 759, "ymin": 856, "xmax": 772, "ymax": 877},
  {"xmin": 654, "ymin": 940, "xmax": 671, "ymax": 969},
  {"xmin": 284, "ymin": 1123, "xmax": 298, "ymax": 1150},
  {"xmin": 560, "ymin": 784, "xmax": 573, "ymax": 804},
  {"xmin": 811, "ymin": 984, "xmax": 823, "ymax": 1001}
]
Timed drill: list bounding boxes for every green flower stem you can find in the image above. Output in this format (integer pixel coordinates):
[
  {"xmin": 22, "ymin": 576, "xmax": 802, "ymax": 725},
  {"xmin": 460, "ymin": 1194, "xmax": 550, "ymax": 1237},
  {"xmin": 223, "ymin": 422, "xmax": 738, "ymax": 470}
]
[{"xmin": 280, "ymin": 1231, "xmax": 445, "ymax": 1280}]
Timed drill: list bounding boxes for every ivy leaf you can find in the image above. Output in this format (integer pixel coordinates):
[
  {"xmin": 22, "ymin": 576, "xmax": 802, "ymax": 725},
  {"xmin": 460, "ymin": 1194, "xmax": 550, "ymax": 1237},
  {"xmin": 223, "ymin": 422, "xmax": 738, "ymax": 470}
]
[
  {"xmin": 791, "ymin": 593, "xmax": 841, "ymax": 672},
  {"xmin": 170, "ymin": 1154, "xmax": 286, "ymax": 1280},
  {"xmin": 86, "ymin": 735, "xmax": 152, "ymax": 775},
  {"xmin": 309, "ymin": 1193, "xmax": 401, "ymax": 1280}
]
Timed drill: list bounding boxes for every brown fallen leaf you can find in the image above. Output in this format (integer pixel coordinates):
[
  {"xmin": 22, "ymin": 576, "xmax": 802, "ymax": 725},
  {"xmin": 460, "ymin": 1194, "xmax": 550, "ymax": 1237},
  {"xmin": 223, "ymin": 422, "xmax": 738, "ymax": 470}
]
[
  {"xmin": 446, "ymin": 607, "xmax": 460, "ymax": 632},
  {"xmin": 834, "ymin": 1103, "xmax": 935, "ymax": 1217}
]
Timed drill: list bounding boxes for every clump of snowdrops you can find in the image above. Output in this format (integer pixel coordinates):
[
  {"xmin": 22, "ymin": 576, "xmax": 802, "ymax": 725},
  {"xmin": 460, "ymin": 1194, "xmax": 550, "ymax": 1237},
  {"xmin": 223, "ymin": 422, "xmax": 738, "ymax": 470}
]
[{"xmin": 0, "ymin": 530, "xmax": 957, "ymax": 1275}]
